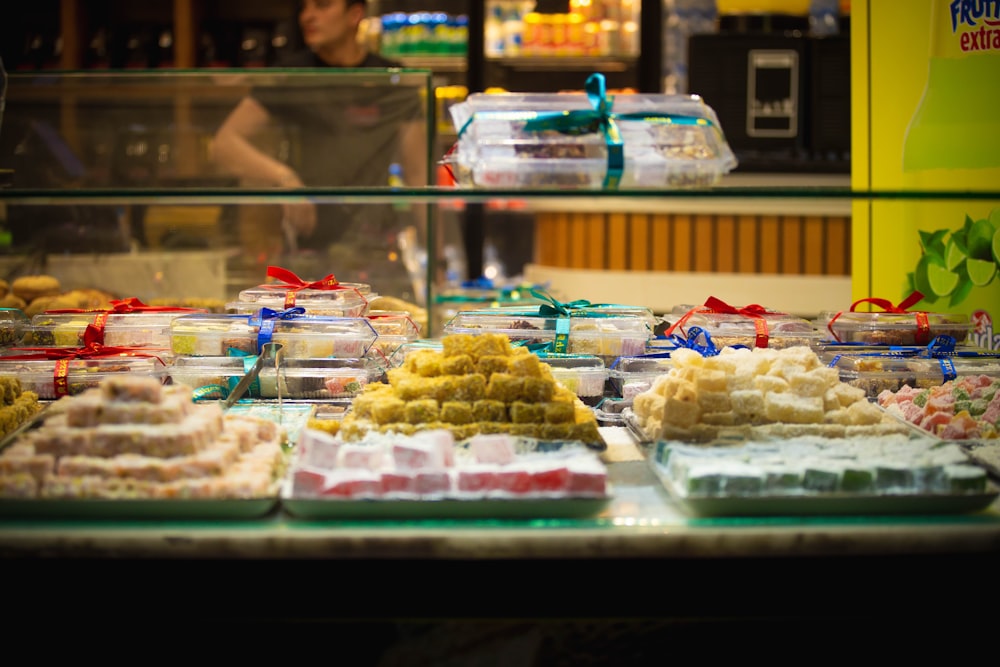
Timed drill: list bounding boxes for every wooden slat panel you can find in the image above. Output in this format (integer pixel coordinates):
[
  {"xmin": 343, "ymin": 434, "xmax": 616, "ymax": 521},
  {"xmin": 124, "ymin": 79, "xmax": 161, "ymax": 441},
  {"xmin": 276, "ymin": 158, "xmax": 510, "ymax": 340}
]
[
  {"xmin": 780, "ymin": 216, "xmax": 802, "ymax": 274},
  {"xmin": 715, "ymin": 214, "xmax": 736, "ymax": 273},
  {"xmin": 826, "ymin": 216, "xmax": 850, "ymax": 275},
  {"xmin": 736, "ymin": 215, "xmax": 758, "ymax": 273},
  {"xmin": 651, "ymin": 213, "xmax": 670, "ymax": 271},
  {"xmin": 585, "ymin": 212, "xmax": 605, "ymax": 269},
  {"xmin": 693, "ymin": 214, "xmax": 714, "ymax": 272},
  {"xmin": 759, "ymin": 215, "xmax": 780, "ymax": 274},
  {"xmin": 629, "ymin": 213, "xmax": 650, "ymax": 271},
  {"xmin": 569, "ymin": 213, "xmax": 589, "ymax": 269},
  {"xmin": 672, "ymin": 214, "xmax": 693, "ymax": 272},
  {"xmin": 534, "ymin": 214, "xmax": 555, "ymax": 266},
  {"xmin": 803, "ymin": 215, "xmax": 825, "ymax": 275},
  {"xmin": 553, "ymin": 212, "xmax": 572, "ymax": 268},
  {"xmin": 607, "ymin": 212, "xmax": 628, "ymax": 270}
]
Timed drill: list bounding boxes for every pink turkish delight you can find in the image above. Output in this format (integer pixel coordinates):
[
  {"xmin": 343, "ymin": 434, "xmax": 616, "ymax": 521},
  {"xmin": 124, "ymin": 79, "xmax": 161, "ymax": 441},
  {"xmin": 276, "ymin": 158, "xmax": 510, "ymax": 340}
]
[
  {"xmin": 392, "ymin": 440, "xmax": 446, "ymax": 470},
  {"xmin": 469, "ymin": 433, "xmax": 517, "ymax": 465},
  {"xmin": 338, "ymin": 444, "xmax": 384, "ymax": 470},
  {"xmin": 321, "ymin": 470, "xmax": 382, "ymax": 498},
  {"xmin": 496, "ymin": 465, "xmax": 532, "ymax": 494},
  {"xmin": 292, "ymin": 467, "xmax": 328, "ymax": 497},
  {"xmin": 298, "ymin": 428, "xmax": 341, "ymax": 469},
  {"xmin": 530, "ymin": 463, "xmax": 571, "ymax": 493},
  {"xmin": 456, "ymin": 465, "xmax": 500, "ymax": 494},
  {"xmin": 414, "ymin": 470, "xmax": 451, "ymax": 496},
  {"xmin": 381, "ymin": 470, "xmax": 416, "ymax": 495}
]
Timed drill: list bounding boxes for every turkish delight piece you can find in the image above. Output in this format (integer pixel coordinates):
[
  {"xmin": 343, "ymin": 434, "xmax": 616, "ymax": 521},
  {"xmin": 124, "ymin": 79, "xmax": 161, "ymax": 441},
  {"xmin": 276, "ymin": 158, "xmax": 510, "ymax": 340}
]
[
  {"xmin": 567, "ymin": 460, "xmax": 607, "ymax": 496},
  {"xmin": 292, "ymin": 467, "xmax": 328, "ymax": 498},
  {"xmin": 456, "ymin": 465, "xmax": 499, "ymax": 494},
  {"xmin": 496, "ymin": 465, "xmax": 533, "ymax": 494},
  {"xmin": 803, "ymin": 462, "xmax": 842, "ymax": 492},
  {"xmin": 321, "ymin": 470, "xmax": 382, "ymax": 498},
  {"xmin": 414, "ymin": 470, "xmax": 451, "ymax": 497},
  {"xmin": 530, "ymin": 462, "xmax": 571, "ymax": 493},
  {"xmin": 338, "ymin": 444, "xmax": 384, "ymax": 470},
  {"xmin": 297, "ymin": 428, "xmax": 342, "ymax": 470},
  {"xmin": 412, "ymin": 429, "xmax": 456, "ymax": 467},
  {"xmin": 392, "ymin": 439, "xmax": 446, "ymax": 470},
  {"xmin": 943, "ymin": 464, "xmax": 987, "ymax": 494},
  {"xmin": 469, "ymin": 433, "xmax": 517, "ymax": 465},
  {"xmin": 101, "ymin": 375, "xmax": 164, "ymax": 404},
  {"xmin": 381, "ymin": 470, "xmax": 416, "ymax": 496},
  {"xmin": 840, "ymin": 465, "xmax": 875, "ymax": 493}
]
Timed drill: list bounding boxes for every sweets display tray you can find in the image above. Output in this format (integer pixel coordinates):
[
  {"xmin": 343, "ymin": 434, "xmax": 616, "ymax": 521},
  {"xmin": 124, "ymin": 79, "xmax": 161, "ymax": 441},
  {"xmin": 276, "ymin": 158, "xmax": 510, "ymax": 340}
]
[
  {"xmin": 650, "ymin": 466, "xmax": 998, "ymax": 518},
  {"xmin": 281, "ymin": 494, "xmax": 611, "ymax": 520},
  {"xmin": 0, "ymin": 496, "xmax": 279, "ymax": 520}
]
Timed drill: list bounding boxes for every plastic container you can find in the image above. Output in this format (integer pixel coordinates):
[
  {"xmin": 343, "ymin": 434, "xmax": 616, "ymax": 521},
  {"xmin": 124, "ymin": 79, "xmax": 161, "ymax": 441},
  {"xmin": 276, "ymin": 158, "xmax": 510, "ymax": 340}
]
[
  {"xmin": 168, "ymin": 356, "xmax": 378, "ymax": 400},
  {"xmin": 168, "ymin": 313, "xmax": 377, "ymax": 359},
  {"xmin": 22, "ymin": 311, "xmax": 184, "ymax": 349},
  {"xmin": 365, "ymin": 311, "xmax": 421, "ymax": 359},
  {"xmin": 538, "ymin": 353, "xmax": 608, "ymax": 405},
  {"xmin": 819, "ymin": 310, "xmax": 973, "ymax": 346},
  {"xmin": 669, "ymin": 305, "xmax": 823, "ymax": 350},
  {"xmin": 231, "ymin": 282, "xmax": 372, "ymax": 318},
  {"xmin": 0, "ymin": 356, "xmax": 165, "ymax": 399},
  {"xmin": 447, "ymin": 86, "xmax": 737, "ymax": 189},
  {"xmin": 443, "ymin": 309, "xmax": 651, "ymax": 365},
  {"xmin": 608, "ymin": 355, "xmax": 675, "ymax": 398},
  {"xmin": 829, "ymin": 353, "xmax": 1000, "ymax": 398},
  {"xmin": 0, "ymin": 308, "xmax": 28, "ymax": 347}
]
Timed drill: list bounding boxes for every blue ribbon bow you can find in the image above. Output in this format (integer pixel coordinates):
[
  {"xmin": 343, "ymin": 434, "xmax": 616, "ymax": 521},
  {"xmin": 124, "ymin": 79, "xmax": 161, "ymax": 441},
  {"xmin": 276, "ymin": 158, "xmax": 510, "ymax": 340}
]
[{"xmin": 250, "ymin": 306, "xmax": 305, "ymax": 351}]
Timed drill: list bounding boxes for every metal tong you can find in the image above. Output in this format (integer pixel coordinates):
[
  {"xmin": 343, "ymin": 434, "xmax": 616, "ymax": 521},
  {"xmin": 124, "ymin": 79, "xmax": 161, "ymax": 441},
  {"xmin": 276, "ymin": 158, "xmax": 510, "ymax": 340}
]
[{"xmin": 223, "ymin": 342, "xmax": 284, "ymax": 410}]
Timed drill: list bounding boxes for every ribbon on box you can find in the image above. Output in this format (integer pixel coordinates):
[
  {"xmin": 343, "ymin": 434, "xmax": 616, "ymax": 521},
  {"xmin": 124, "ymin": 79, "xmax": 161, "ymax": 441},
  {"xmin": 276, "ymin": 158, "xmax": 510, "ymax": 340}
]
[
  {"xmin": 2, "ymin": 325, "xmax": 166, "ymax": 398},
  {"xmin": 249, "ymin": 306, "xmax": 305, "ymax": 352},
  {"xmin": 42, "ymin": 296, "xmax": 204, "ymax": 346},
  {"xmin": 455, "ymin": 73, "xmax": 717, "ymax": 189},
  {"xmin": 665, "ymin": 296, "xmax": 782, "ymax": 349},
  {"xmin": 826, "ymin": 290, "xmax": 930, "ymax": 345},
  {"xmin": 262, "ymin": 265, "xmax": 366, "ymax": 310}
]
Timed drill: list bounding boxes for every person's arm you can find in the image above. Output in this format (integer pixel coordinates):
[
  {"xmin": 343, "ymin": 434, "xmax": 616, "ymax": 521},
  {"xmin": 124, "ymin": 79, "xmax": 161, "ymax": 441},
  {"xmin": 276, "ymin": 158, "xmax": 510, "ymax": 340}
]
[{"xmin": 210, "ymin": 96, "xmax": 316, "ymax": 238}]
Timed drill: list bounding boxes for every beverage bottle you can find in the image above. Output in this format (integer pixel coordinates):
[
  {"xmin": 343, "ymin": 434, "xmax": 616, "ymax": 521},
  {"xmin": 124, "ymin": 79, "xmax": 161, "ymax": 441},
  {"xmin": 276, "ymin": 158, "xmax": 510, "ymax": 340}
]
[{"xmin": 899, "ymin": 0, "xmax": 1000, "ymax": 348}]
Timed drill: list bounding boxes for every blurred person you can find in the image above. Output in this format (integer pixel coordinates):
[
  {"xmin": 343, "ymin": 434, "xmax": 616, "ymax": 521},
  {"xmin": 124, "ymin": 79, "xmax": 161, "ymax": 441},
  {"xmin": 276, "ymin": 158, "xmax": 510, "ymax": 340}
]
[{"xmin": 211, "ymin": 0, "xmax": 429, "ymax": 298}]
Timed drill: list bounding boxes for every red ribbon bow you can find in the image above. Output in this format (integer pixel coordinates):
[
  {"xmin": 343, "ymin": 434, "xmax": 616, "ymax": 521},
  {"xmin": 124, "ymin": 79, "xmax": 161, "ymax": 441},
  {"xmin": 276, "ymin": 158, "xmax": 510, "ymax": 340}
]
[
  {"xmin": 2, "ymin": 329, "xmax": 166, "ymax": 398},
  {"xmin": 666, "ymin": 297, "xmax": 783, "ymax": 349},
  {"xmin": 262, "ymin": 266, "xmax": 365, "ymax": 310},
  {"xmin": 827, "ymin": 290, "xmax": 929, "ymax": 344},
  {"xmin": 42, "ymin": 297, "xmax": 204, "ymax": 345}
]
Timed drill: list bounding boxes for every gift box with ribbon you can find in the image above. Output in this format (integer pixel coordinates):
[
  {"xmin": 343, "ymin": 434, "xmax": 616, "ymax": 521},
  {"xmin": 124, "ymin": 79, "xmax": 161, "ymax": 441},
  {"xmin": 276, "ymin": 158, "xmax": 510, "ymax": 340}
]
[
  {"xmin": 826, "ymin": 335, "xmax": 1000, "ymax": 398},
  {"xmin": 365, "ymin": 310, "xmax": 421, "ymax": 361},
  {"xmin": 168, "ymin": 355, "xmax": 379, "ymax": 401},
  {"xmin": 168, "ymin": 310, "xmax": 378, "ymax": 359},
  {"xmin": 442, "ymin": 289, "xmax": 652, "ymax": 364},
  {"xmin": 819, "ymin": 291, "xmax": 973, "ymax": 346},
  {"xmin": 445, "ymin": 73, "xmax": 737, "ymax": 189},
  {"xmin": 21, "ymin": 297, "xmax": 205, "ymax": 350},
  {"xmin": 0, "ymin": 333, "xmax": 167, "ymax": 400},
  {"xmin": 228, "ymin": 266, "xmax": 372, "ymax": 318},
  {"xmin": 665, "ymin": 297, "xmax": 822, "ymax": 350}
]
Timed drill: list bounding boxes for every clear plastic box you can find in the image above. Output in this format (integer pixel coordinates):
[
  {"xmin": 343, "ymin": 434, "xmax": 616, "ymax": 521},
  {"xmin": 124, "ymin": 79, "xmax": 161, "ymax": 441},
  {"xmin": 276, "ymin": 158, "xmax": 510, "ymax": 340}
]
[
  {"xmin": 168, "ymin": 313, "xmax": 377, "ymax": 358},
  {"xmin": 0, "ymin": 356, "xmax": 165, "ymax": 399},
  {"xmin": 443, "ymin": 309, "xmax": 651, "ymax": 364},
  {"xmin": 447, "ymin": 91, "xmax": 737, "ymax": 189},
  {"xmin": 538, "ymin": 354, "xmax": 608, "ymax": 405},
  {"xmin": 0, "ymin": 308, "xmax": 28, "ymax": 347},
  {"xmin": 168, "ymin": 356, "xmax": 378, "ymax": 400},
  {"xmin": 819, "ymin": 310, "xmax": 973, "ymax": 346},
  {"xmin": 366, "ymin": 311, "xmax": 422, "ymax": 359},
  {"xmin": 608, "ymin": 355, "xmax": 675, "ymax": 398},
  {"xmin": 230, "ymin": 282, "xmax": 372, "ymax": 317},
  {"xmin": 829, "ymin": 353, "xmax": 1000, "ymax": 397},
  {"xmin": 668, "ymin": 306, "xmax": 823, "ymax": 350},
  {"xmin": 22, "ymin": 311, "xmax": 187, "ymax": 349}
]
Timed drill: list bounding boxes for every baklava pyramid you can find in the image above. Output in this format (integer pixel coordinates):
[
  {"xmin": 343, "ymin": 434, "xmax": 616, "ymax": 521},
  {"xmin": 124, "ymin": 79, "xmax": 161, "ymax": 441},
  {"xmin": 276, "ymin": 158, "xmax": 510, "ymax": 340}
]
[{"xmin": 339, "ymin": 333, "xmax": 604, "ymax": 446}]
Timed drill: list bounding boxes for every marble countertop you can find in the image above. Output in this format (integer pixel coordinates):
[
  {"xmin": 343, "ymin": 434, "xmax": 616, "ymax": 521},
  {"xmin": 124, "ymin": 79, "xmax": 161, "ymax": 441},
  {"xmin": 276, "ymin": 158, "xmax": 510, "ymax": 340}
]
[{"xmin": 2, "ymin": 430, "xmax": 999, "ymax": 561}]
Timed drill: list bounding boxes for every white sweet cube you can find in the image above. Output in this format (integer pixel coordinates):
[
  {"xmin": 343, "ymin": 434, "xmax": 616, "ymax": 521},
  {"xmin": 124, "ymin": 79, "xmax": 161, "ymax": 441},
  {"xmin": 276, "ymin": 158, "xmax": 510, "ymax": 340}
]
[
  {"xmin": 412, "ymin": 429, "xmax": 456, "ymax": 467},
  {"xmin": 469, "ymin": 433, "xmax": 517, "ymax": 465},
  {"xmin": 392, "ymin": 440, "xmax": 446, "ymax": 470},
  {"xmin": 297, "ymin": 428, "xmax": 342, "ymax": 470},
  {"xmin": 338, "ymin": 444, "xmax": 384, "ymax": 470}
]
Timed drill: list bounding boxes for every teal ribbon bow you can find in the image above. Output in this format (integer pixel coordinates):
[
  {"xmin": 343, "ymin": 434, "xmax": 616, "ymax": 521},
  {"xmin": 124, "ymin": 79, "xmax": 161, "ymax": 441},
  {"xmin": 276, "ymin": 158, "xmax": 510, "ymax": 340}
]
[{"xmin": 458, "ymin": 73, "xmax": 714, "ymax": 189}]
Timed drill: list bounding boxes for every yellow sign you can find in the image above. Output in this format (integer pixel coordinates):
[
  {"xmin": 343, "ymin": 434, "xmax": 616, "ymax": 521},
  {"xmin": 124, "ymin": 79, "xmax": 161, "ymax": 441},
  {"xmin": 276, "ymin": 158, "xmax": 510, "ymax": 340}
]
[{"xmin": 852, "ymin": 0, "xmax": 1000, "ymax": 349}]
